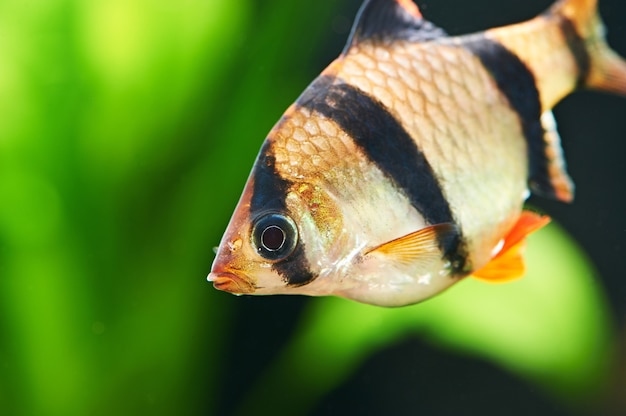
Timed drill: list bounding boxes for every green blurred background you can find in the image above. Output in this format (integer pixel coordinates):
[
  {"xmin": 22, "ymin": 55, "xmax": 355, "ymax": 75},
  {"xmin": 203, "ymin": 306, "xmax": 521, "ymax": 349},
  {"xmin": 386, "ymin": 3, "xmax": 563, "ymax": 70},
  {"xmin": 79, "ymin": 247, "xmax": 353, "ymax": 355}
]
[{"xmin": 1, "ymin": 0, "xmax": 625, "ymax": 415}]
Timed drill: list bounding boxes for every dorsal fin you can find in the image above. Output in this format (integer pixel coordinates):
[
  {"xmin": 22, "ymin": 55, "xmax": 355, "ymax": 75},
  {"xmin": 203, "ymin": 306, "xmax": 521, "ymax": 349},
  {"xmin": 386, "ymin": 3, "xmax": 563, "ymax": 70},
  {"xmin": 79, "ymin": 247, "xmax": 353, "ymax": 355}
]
[{"xmin": 343, "ymin": 0, "xmax": 447, "ymax": 54}]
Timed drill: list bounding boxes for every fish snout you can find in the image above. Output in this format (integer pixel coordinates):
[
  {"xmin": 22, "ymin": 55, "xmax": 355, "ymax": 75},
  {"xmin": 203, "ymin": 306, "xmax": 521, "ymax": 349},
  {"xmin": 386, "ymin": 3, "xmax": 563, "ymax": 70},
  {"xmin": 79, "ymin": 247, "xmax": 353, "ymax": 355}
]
[{"xmin": 208, "ymin": 271, "xmax": 255, "ymax": 294}]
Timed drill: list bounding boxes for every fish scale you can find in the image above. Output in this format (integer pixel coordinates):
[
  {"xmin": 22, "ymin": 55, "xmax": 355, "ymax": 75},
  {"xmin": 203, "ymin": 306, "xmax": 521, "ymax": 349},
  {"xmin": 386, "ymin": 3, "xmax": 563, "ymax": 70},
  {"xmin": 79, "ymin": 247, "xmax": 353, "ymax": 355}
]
[
  {"xmin": 338, "ymin": 41, "xmax": 528, "ymax": 264},
  {"xmin": 208, "ymin": 0, "xmax": 626, "ymax": 307},
  {"xmin": 273, "ymin": 109, "xmax": 361, "ymax": 178}
]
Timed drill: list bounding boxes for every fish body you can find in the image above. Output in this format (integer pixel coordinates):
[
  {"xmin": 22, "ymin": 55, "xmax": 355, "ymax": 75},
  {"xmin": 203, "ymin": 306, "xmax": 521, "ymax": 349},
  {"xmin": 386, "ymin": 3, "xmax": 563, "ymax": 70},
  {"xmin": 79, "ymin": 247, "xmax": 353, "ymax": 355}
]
[{"xmin": 208, "ymin": 0, "xmax": 626, "ymax": 306}]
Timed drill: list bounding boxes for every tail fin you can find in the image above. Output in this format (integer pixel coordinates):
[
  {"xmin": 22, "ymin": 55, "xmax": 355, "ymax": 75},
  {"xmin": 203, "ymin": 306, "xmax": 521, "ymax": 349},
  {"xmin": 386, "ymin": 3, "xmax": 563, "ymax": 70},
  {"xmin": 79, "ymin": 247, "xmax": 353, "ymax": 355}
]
[{"xmin": 550, "ymin": 0, "xmax": 626, "ymax": 95}]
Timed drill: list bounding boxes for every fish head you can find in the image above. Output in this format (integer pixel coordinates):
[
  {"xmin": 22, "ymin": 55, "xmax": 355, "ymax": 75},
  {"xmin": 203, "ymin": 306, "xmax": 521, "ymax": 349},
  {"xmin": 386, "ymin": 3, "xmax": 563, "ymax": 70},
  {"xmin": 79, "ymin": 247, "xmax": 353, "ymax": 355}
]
[
  {"xmin": 207, "ymin": 139, "xmax": 462, "ymax": 306},
  {"xmin": 208, "ymin": 136, "xmax": 347, "ymax": 296},
  {"xmin": 207, "ymin": 101, "xmax": 465, "ymax": 306}
]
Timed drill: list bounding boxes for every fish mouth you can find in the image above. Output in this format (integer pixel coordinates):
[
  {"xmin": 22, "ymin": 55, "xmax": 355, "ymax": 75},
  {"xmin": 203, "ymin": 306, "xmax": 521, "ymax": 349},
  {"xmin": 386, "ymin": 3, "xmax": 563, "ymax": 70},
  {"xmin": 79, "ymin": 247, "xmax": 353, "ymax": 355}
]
[{"xmin": 208, "ymin": 271, "xmax": 255, "ymax": 294}]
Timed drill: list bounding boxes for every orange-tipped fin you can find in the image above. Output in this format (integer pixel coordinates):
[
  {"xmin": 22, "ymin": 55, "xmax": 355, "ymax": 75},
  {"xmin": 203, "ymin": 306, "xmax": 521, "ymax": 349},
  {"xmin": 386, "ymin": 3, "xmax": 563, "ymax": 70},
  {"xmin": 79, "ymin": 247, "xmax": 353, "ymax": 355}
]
[
  {"xmin": 397, "ymin": 0, "xmax": 422, "ymax": 18},
  {"xmin": 472, "ymin": 211, "xmax": 551, "ymax": 283},
  {"xmin": 343, "ymin": 0, "xmax": 447, "ymax": 54}
]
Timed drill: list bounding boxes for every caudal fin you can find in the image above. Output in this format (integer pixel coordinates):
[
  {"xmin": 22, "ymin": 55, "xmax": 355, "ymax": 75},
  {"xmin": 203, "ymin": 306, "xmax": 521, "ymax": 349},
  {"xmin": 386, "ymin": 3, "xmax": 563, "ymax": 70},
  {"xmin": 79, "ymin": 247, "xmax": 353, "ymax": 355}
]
[{"xmin": 550, "ymin": 0, "xmax": 626, "ymax": 95}]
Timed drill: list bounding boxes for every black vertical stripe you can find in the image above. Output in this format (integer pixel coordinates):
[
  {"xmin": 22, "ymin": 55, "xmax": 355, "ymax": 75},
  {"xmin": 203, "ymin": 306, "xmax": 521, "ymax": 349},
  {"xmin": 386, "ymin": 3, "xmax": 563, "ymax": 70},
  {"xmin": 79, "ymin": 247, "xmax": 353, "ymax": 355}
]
[
  {"xmin": 558, "ymin": 16, "xmax": 591, "ymax": 87},
  {"xmin": 464, "ymin": 37, "xmax": 558, "ymax": 199},
  {"xmin": 250, "ymin": 141, "xmax": 290, "ymax": 213},
  {"xmin": 275, "ymin": 244, "xmax": 314, "ymax": 287},
  {"xmin": 250, "ymin": 141, "xmax": 316, "ymax": 286},
  {"xmin": 299, "ymin": 76, "xmax": 466, "ymax": 272}
]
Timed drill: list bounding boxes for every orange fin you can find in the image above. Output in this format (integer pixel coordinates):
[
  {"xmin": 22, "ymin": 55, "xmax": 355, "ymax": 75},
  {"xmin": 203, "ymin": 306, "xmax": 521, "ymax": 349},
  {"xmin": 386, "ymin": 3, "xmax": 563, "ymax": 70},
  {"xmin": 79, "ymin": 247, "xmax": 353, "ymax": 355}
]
[
  {"xmin": 365, "ymin": 223, "xmax": 458, "ymax": 266},
  {"xmin": 396, "ymin": 0, "xmax": 422, "ymax": 18},
  {"xmin": 472, "ymin": 211, "xmax": 551, "ymax": 283}
]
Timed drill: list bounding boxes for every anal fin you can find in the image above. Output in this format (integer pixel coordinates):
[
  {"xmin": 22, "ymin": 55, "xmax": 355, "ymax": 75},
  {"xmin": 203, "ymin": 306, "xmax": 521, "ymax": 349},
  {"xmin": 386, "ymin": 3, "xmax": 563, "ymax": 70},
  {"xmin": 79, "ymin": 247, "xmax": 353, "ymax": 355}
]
[
  {"xmin": 529, "ymin": 111, "xmax": 575, "ymax": 203},
  {"xmin": 472, "ymin": 211, "xmax": 551, "ymax": 283}
]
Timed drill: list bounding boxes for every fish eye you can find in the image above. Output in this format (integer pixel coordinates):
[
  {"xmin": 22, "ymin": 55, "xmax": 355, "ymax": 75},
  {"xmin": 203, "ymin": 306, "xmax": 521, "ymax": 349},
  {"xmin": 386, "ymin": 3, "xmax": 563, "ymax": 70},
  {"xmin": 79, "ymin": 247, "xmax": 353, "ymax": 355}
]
[{"xmin": 252, "ymin": 213, "xmax": 298, "ymax": 261}]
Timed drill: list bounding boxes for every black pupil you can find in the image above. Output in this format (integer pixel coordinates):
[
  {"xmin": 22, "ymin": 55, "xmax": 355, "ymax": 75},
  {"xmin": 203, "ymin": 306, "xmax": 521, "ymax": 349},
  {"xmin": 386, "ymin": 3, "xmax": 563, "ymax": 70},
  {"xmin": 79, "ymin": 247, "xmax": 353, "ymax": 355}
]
[{"xmin": 261, "ymin": 225, "xmax": 285, "ymax": 251}]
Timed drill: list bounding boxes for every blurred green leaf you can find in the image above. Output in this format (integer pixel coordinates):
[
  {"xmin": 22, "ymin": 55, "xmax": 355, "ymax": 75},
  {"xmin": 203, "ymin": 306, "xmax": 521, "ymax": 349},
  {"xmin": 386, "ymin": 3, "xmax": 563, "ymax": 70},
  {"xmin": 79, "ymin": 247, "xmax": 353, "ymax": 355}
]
[{"xmin": 0, "ymin": 0, "xmax": 251, "ymax": 414}]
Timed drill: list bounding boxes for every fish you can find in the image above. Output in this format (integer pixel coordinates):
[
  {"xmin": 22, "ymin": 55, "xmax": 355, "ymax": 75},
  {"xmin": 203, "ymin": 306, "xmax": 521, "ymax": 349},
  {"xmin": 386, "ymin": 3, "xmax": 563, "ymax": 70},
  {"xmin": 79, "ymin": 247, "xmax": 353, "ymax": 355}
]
[{"xmin": 208, "ymin": 0, "xmax": 626, "ymax": 307}]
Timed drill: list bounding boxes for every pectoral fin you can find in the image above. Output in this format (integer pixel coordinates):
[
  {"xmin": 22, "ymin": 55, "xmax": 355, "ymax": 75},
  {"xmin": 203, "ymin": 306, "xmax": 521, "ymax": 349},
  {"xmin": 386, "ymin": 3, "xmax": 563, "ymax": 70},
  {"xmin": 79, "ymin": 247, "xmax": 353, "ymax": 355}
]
[
  {"xmin": 365, "ymin": 223, "xmax": 459, "ymax": 266},
  {"xmin": 472, "ymin": 211, "xmax": 551, "ymax": 283}
]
